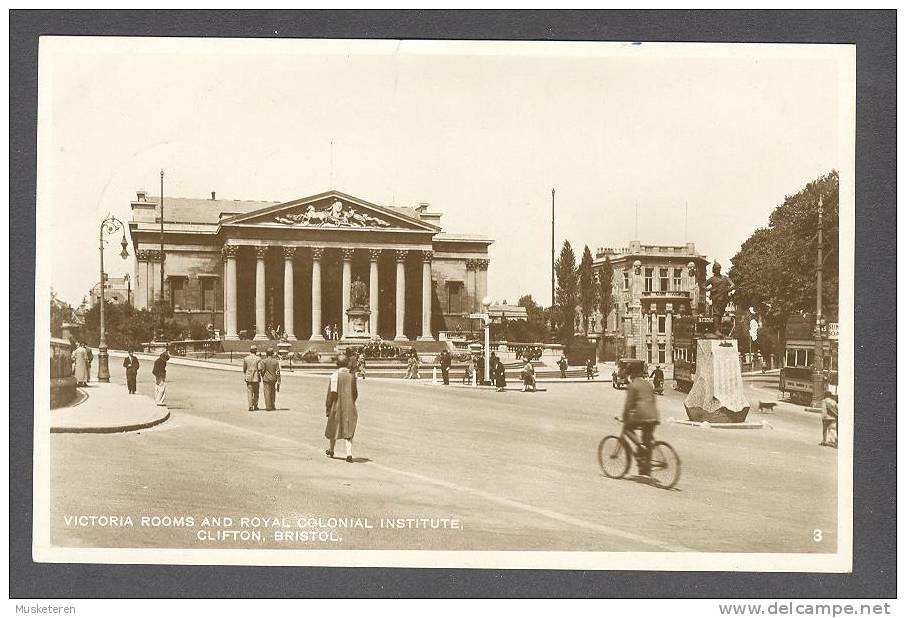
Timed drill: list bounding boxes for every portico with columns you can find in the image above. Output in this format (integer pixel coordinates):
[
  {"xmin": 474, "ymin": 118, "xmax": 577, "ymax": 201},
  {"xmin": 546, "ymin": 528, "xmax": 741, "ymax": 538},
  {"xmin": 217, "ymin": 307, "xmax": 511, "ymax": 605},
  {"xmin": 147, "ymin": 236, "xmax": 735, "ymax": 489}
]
[{"xmin": 129, "ymin": 190, "xmax": 492, "ymax": 349}]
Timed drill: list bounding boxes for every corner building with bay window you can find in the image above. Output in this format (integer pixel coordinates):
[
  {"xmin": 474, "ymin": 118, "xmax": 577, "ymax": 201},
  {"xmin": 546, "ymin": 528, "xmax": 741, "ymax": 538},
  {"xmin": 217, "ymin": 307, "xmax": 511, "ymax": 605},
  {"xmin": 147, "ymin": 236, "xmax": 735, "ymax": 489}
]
[
  {"xmin": 593, "ymin": 241, "xmax": 709, "ymax": 366},
  {"xmin": 128, "ymin": 189, "xmax": 492, "ymax": 350}
]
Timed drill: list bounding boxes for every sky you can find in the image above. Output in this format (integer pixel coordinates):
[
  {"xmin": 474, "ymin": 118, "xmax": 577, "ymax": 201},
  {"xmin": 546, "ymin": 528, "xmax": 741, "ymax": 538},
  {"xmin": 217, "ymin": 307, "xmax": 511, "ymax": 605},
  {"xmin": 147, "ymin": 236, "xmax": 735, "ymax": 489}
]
[{"xmin": 39, "ymin": 38, "xmax": 848, "ymax": 307}]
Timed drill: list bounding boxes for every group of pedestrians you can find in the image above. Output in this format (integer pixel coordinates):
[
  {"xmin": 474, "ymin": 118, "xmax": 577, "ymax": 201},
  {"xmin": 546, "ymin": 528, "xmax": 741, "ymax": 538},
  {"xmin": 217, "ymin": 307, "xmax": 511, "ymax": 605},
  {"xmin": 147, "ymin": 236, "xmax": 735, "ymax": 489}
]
[
  {"xmin": 242, "ymin": 345, "xmax": 283, "ymax": 411},
  {"xmin": 323, "ymin": 323, "xmax": 341, "ymax": 340}
]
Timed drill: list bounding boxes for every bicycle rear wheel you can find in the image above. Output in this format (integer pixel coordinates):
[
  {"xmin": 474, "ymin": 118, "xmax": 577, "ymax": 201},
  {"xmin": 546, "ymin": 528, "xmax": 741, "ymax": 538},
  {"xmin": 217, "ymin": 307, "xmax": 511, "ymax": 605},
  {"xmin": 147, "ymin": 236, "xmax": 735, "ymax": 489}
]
[
  {"xmin": 649, "ymin": 441, "xmax": 680, "ymax": 489},
  {"xmin": 598, "ymin": 436, "xmax": 630, "ymax": 479}
]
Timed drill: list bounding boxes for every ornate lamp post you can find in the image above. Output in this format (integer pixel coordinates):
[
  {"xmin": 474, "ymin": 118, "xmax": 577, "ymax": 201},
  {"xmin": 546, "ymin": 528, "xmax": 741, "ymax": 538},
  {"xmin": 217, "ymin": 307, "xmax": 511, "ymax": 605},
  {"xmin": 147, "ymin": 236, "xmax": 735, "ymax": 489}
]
[
  {"xmin": 97, "ymin": 214, "xmax": 130, "ymax": 382},
  {"xmin": 812, "ymin": 196, "xmax": 826, "ymax": 406},
  {"xmin": 482, "ymin": 296, "xmax": 492, "ymax": 384}
]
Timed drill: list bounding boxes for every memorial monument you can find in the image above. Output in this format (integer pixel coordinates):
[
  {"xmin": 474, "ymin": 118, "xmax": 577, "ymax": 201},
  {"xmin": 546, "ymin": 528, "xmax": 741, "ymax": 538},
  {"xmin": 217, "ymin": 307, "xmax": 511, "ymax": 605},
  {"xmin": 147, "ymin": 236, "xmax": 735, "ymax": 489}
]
[
  {"xmin": 684, "ymin": 261, "xmax": 750, "ymax": 423},
  {"xmin": 344, "ymin": 276, "xmax": 371, "ymax": 341}
]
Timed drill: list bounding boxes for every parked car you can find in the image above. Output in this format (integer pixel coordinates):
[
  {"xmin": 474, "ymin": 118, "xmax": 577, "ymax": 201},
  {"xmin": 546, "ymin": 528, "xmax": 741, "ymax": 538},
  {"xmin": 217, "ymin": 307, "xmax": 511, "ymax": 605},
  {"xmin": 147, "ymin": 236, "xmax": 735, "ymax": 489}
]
[{"xmin": 611, "ymin": 358, "xmax": 647, "ymax": 389}]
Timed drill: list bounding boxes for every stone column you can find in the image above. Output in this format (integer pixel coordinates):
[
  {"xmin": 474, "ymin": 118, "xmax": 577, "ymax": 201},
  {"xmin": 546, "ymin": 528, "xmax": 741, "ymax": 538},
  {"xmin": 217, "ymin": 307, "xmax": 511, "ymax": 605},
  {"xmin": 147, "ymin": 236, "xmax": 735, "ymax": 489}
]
[
  {"xmin": 665, "ymin": 306, "xmax": 673, "ymax": 365},
  {"xmin": 394, "ymin": 250, "xmax": 408, "ymax": 341},
  {"xmin": 341, "ymin": 248, "xmax": 354, "ymax": 338},
  {"xmin": 369, "ymin": 249, "xmax": 381, "ymax": 335},
  {"xmin": 254, "ymin": 246, "xmax": 268, "ymax": 340},
  {"xmin": 418, "ymin": 250, "xmax": 434, "ymax": 341},
  {"xmin": 465, "ymin": 259, "xmax": 478, "ymax": 311},
  {"xmin": 223, "ymin": 245, "xmax": 239, "ymax": 340},
  {"xmin": 309, "ymin": 248, "xmax": 324, "ymax": 341},
  {"xmin": 283, "ymin": 247, "xmax": 296, "ymax": 340},
  {"xmin": 477, "ymin": 259, "xmax": 489, "ymax": 306}
]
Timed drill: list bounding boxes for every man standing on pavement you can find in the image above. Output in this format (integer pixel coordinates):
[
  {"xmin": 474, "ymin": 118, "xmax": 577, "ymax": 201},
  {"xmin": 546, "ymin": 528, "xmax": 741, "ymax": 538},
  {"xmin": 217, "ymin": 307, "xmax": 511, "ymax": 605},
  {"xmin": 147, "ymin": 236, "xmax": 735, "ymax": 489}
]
[
  {"xmin": 558, "ymin": 353, "xmax": 568, "ymax": 379},
  {"xmin": 122, "ymin": 349, "xmax": 140, "ymax": 394},
  {"xmin": 259, "ymin": 347, "xmax": 282, "ymax": 411},
  {"xmin": 242, "ymin": 345, "xmax": 261, "ymax": 411},
  {"xmin": 438, "ymin": 348, "xmax": 452, "ymax": 385},
  {"xmin": 820, "ymin": 390, "xmax": 838, "ymax": 447},
  {"xmin": 152, "ymin": 352, "xmax": 170, "ymax": 406}
]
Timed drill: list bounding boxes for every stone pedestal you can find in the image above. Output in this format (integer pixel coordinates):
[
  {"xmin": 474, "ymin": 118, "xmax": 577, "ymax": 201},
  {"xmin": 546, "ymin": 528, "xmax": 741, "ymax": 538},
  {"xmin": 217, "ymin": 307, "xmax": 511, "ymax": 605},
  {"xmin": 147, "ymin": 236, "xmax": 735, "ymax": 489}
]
[
  {"xmin": 684, "ymin": 339, "xmax": 750, "ymax": 423},
  {"xmin": 344, "ymin": 306, "xmax": 372, "ymax": 341}
]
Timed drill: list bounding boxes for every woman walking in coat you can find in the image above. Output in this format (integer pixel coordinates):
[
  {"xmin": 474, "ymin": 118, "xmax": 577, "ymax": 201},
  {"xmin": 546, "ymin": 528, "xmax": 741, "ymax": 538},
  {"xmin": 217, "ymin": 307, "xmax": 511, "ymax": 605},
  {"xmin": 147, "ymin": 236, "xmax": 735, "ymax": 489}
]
[
  {"xmin": 325, "ymin": 354, "xmax": 359, "ymax": 463},
  {"xmin": 152, "ymin": 352, "xmax": 170, "ymax": 406},
  {"xmin": 405, "ymin": 352, "xmax": 420, "ymax": 379},
  {"xmin": 71, "ymin": 343, "xmax": 91, "ymax": 387},
  {"xmin": 493, "ymin": 355, "xmax": 507, "ymax": 392}
]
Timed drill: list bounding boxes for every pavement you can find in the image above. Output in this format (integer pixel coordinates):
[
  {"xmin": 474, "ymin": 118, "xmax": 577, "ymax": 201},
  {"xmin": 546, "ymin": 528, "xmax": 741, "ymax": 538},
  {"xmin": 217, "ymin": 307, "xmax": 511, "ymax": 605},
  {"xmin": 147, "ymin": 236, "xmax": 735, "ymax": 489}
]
[
  {"xmin": 49, "ymin": 381, "xmax": 170, "ymax": 434},
  {"xmin": 48, "ymin": 361, "xmax": 838, "ymax": 553}
]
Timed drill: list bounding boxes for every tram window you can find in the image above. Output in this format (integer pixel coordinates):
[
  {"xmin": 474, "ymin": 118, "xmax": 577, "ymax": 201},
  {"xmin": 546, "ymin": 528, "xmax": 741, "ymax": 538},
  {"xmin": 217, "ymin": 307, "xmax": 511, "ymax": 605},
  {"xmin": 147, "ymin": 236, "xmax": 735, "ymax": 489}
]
[{"xmin": 786, "ymin": 350, "xmax": 796, "ymax": 366}]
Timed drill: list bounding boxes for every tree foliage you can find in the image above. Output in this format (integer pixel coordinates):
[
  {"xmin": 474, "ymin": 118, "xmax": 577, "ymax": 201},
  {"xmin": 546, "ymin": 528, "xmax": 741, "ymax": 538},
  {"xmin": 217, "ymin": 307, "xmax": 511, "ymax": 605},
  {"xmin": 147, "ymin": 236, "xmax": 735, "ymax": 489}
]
[
  {"xmin": 79, "ymin": 300, "xmax": 198, "ymax": 350},
  {"xmin": 512, "ymin": 294, "xmax": 552, "ymax": 342},
  {"xmin": 729, "ymin": 170, "xmax": 839, "ymax": 339},
  {"xmin": 554, "ymin": 240, "xmax": 578, "ymax": 342},
  {"xmin": 50, "ymin": 289, "xmax": 75, "ymax": 338},
  {"xmin": 597, "ymin": 255, "xmax": 615, "ymax": 330},
  {"xmin": 577, "ymin": 245, "xmax": 597, "ymax": 333}
]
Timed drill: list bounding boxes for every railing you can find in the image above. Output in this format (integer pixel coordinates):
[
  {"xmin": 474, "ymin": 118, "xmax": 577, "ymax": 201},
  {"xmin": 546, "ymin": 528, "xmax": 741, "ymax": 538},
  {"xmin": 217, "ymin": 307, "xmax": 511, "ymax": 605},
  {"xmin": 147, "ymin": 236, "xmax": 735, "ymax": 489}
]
[{"xmin": 50, "ymin": 337, "xmax": 73, "ymax": 379}]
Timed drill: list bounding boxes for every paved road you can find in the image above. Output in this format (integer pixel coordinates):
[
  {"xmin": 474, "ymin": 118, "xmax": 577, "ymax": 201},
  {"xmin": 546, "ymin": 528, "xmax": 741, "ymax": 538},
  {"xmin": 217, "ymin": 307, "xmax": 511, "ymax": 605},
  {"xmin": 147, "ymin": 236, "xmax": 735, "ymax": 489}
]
[{"xmin": 50, "ymin": 365, "xmax": 837, "ymax": 553}]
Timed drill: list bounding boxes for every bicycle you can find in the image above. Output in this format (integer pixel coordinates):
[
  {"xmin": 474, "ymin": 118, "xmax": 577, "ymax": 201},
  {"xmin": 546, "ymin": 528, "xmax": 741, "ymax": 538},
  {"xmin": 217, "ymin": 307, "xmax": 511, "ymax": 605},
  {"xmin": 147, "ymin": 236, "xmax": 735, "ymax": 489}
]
[{"xmin": 598, "ymin": 417, "xmax": 681, "ymax": 489}]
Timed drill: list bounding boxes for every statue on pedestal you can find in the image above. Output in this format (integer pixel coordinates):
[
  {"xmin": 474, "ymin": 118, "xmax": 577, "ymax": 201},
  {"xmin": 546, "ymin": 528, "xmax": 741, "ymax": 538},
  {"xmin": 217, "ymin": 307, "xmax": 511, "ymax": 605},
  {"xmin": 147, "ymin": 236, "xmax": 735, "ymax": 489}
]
[
  {"xmin": 350, "ymin": 276, "xmax": 368, "ymax": 308},
  {"xmin": 345, "ymin": 276, "xmax": 371, "ymax": 340},
  {"xmin": 703, "ymin": 261, "xmax": 735, "ymax": 337}
]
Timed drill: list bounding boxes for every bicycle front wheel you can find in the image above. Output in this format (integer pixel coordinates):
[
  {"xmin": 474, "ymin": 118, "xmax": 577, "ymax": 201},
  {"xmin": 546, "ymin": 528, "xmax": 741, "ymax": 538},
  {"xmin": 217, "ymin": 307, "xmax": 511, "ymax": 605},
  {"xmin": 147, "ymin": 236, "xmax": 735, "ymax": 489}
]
[
  {"xmin": 649, "ymin": 441, "xmax": 681, "ymax": 489},
  {"xmin": 598, "ymin": 436, "xmax": 630, "ymax": 479}
]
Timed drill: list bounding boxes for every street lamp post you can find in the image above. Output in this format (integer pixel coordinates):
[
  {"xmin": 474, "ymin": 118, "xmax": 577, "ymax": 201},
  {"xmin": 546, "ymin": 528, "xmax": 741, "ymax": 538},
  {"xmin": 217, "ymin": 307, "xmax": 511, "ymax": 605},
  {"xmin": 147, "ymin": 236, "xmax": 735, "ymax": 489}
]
[
  {"xmin": 482, "ymin": 296, "xmax": 492, "ymax": 384},
  {"xmin": 812, "ymin": 196, "xmax": 826, "ymax": 406},
  {"xmin": 97, "ymin": 214, "xmax": 130, "ymax": 382}
]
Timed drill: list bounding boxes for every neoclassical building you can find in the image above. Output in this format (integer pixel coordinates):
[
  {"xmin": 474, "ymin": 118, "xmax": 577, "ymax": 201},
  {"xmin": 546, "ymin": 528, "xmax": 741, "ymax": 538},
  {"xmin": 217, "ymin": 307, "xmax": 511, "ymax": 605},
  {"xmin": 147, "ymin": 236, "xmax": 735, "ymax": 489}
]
[
  {"xmin": 593, "ymin": 241, "xmax": 709, "ymax": 364},
  {"xmin": 128, "ymin": 190, "xmax": 492, "ymax": 349}
]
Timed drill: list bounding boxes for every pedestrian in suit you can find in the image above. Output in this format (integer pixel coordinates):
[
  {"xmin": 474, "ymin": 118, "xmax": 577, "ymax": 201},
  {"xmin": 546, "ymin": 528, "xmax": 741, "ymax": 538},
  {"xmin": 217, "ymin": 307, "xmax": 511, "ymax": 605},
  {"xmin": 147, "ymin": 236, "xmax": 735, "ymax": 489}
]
[
  {"xmin": 258, "ymin": 347, "xmax": 281, "ymax": 411},
  {"xmin": 557, "ymin": 354, "xmax": 568, "ymax": 378},
  {"xmin": 122, "ymin": 350, "xmax": 140, "ymax": 394},
  {"xmin": 438, "ymin": 349, "xmax": 452, "ymax": 385},
  {"xmin": 152, "ymin": 352, "xmax": 170, "ymax": 406},
  {"xmin": 622, "ymin": 363, "xmax": 660, "ymax": 477},
  {"xmin": 242, "ymin": 345, "xmax": 261, "ymax": 411},
  {"xmin": 325, "ymin": 354, "xmax": 359, "ymax": 463}
]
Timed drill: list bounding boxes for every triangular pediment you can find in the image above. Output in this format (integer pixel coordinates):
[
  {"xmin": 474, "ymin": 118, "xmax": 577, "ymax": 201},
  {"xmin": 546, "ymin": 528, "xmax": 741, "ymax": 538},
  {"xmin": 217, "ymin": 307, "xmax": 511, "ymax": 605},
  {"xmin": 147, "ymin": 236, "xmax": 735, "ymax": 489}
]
[{"xmin": 220, "ymin": 191, "xmax": 439, "ymax": 232}]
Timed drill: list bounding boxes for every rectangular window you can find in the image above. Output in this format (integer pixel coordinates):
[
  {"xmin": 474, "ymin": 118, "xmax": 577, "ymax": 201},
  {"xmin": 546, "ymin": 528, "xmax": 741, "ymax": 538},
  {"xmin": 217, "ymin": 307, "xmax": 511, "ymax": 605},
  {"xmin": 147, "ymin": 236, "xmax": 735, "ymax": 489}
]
[
  {"xmin": 644, "ymin": 268, "xmax": 653, "ymax": 292},
  {"xmin": 658, "ymin": 315, "xmax": 666, "ymax": 334},
  {"xmin": 658, "ymin": 343, "xmax": 666, "ymax": 364},
  {"xmin": 170, "ymin": 278, "xmax": 186, "ymax": 309},
  {"xmin": 673, "ymin": 268, "xmax": 683, "ymax": 290},
  {"xmin": 659, "ymin": 268, "xmax": 669, "ymax": 292},
  {"xmin": 623, "ymin": 271, "xmax": 629, "ymax": 290},
  {"xmin": 201, "ymin": 278, "xmax": 216, "ymax": 311},
  {"xmin": 786, "ymin": 350, "xmax": 796, "ymax": 366},
  {"xmin": 647, "ymin": 344, "xmax": 654, "ymax": 363},
  {"xmin": 446, "ymin": 281, "xmax": 463, "ymax": 313}
]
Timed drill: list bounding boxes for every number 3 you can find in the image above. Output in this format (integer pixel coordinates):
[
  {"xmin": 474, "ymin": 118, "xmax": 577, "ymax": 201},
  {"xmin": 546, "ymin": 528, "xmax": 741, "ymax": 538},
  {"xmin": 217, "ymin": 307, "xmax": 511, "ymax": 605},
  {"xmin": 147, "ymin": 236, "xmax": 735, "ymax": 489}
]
[{"xmin": 813, "ymin": 529, "xmax": 823, "ymax": 542}]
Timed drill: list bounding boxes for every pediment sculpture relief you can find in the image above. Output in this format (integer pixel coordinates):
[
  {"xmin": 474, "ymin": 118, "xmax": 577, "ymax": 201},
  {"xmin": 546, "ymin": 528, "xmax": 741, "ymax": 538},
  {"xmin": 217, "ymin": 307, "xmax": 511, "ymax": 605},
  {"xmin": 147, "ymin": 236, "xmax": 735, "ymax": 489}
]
[{"xmin": 273, "ymin": 199, "xmax": 392, "ymax": 228}]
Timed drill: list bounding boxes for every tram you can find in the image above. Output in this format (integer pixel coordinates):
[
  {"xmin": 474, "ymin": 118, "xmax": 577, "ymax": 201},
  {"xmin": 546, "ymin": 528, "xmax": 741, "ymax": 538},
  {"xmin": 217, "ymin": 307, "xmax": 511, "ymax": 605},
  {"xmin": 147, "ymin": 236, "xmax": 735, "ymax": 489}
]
[
  {"xmin": 670, "ymin": 315, "xmax": 717, "ymax": 392},
  {"xmin": 779, "ymin": 315, "xmax": 838, "ymax": 404}
]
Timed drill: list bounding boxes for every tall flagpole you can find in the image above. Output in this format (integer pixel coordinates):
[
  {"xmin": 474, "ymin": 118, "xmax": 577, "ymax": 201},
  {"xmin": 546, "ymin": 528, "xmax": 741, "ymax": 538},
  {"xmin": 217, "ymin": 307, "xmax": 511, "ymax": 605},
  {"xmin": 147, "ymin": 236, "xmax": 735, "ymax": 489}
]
[
  {"xmin": 551, "ymin": 188, "xmax": 555, "ymax": 309},
  {"xmin": 159, "ymin": 169, "xmax": 165, "ymax": 334}
]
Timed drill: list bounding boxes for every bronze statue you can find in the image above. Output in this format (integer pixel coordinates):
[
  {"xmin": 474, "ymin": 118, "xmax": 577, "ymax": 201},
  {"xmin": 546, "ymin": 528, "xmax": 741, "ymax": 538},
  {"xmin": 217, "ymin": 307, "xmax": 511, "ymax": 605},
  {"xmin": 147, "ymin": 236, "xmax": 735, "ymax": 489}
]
[
  {"xmin": 703, "ymin": 261, "xmax": 735, "ymax": 336},
  {"xmin": 350, "ymin": 276, "xmax": 368, "ymax": 308}
]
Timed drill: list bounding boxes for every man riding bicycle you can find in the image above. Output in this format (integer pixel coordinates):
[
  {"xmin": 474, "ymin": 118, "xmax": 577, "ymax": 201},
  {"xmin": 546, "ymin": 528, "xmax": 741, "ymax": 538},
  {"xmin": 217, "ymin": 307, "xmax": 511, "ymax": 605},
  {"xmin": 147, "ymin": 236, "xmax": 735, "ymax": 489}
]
[
  {"xmin": 623, "ymin": 362, "xmax": 660, "ymax": 476},
  {"xmin": 649, "ymin": 365, "xmax": 665, "ymax": 393}
]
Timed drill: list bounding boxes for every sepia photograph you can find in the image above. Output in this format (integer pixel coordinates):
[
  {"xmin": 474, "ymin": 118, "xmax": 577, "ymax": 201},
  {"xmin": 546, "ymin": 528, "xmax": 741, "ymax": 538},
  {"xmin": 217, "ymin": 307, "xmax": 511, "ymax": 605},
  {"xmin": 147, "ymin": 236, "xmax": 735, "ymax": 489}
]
[{"xmin": 31, "ymin": 35, "xmax": 855, "ymax": 571}]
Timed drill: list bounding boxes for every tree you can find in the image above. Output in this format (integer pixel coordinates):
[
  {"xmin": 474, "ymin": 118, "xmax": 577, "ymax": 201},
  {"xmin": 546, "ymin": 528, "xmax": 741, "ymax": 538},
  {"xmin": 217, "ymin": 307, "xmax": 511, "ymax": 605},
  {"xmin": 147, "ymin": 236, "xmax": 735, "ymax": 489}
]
[
  {"xmin": 515, "ymin": 294, "xmax": 551, "ymax": 342},
  {"xmin": 554, "ymin": 240, "xmax": 578, "ymax": 343},
  {"xmin": 597, "ymin": 255, "xmax": 615, "ymax": 331},
  {"xmin": 50, "ymin": 289, "xmax": 75, "ymax": 338},
  {"xmin": 729, "ymin": 170, "xmax": 839, "ymax": 349},
  {"xmin": 577, "ymin": 245, "xmax": 597, "ymax": 334}
]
